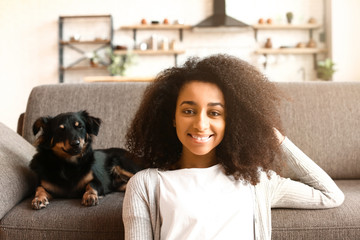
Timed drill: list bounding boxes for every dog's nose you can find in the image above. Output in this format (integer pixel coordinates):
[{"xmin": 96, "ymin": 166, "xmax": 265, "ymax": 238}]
[{"xmin": 70, "ymin": 140, "xmax": 80, "ymax": 147}]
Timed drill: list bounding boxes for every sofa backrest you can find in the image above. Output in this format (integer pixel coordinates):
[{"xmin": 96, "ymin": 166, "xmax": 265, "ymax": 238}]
[
  {"xmin": 22, "ymin": 82, "xmax": 150, "ymax": 150},
  {"xmin": 276, "ymin": 82, "xmax": 360, "ymax": 179},
  {"xmin": 22, "ymin": 82, "xmax": 360, "ymax": 179}
]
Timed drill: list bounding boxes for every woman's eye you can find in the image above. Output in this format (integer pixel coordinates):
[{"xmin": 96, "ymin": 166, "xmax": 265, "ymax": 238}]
[
  {"xmin": 183, "ymin": 109, "xmax": 195, "ymax": 114},
  {"xmin": 209, "ymin": 111, "xmax": 221, "ymax": 117}
]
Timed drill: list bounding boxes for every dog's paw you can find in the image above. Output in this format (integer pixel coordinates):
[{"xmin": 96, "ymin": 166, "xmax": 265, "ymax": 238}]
[
  {"xmin": 32, "ymin": 196, "xmax": 49, "ymax": 210},
  {"xmin": 81, "ymin": 191, "xmax": 99, "ymax": 206}
]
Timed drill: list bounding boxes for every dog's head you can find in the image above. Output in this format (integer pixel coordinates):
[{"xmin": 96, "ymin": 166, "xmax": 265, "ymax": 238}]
[{"xmin": 33, "ymin": 111, "xmax": 101, "ymax": 160}]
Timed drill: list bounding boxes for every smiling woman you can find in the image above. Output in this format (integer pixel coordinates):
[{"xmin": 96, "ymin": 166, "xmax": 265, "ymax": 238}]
[
  {"xmin": 126, "ymin": 54, "xmax": 284, "ymax": 180},
  {"xmin": 123, "ymin": 54, "xmax": 344, "ymax": 240}
]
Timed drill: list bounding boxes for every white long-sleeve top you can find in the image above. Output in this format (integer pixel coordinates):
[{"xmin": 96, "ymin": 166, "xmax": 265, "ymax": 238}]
[
  {"xmin": 123, "ymin": 137, "xmax": 345, "ymax": 240},
  {"xmin": 158, "ymin": 164, "xmax": 254, "ymax": 240}
]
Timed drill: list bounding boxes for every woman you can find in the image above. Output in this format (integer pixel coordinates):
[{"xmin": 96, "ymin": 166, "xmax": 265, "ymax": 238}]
[{"xmin": 123, "ymin": 54, "xmax": 344, "ymax": 240}]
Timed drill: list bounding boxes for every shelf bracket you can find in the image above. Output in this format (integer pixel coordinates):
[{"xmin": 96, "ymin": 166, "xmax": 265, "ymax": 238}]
[
  {"xmin": 263, "ymin": 54, "xmax": 268, "ymax": 69},
  {"xmin": 313, "ymin": 53, "xmax": 317, "ymax": 70},
  {"xmin": 179, "ymin": 29, "xmax": 183, "ymax": 41},
  {"xmin": 174, "ymin": 54, "xmax": 178, "ymax": 66},
  {"xmin": 133, "ymin": 29, "xmax": 137, "ymax": 46}
]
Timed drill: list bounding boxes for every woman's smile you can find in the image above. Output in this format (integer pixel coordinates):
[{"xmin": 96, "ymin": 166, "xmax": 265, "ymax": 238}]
[{"xmin": 188, "ymin": 133, "xmax": 214, "ymax": 143}]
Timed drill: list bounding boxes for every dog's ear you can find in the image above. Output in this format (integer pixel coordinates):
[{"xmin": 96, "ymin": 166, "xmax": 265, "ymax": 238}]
[
  {"xmin": 33, "ymin": 117, "xmax": 51, "ymax": 135},
  {"xmin": 80, "ymin": 111, "xmax": 102, "ymax": 136}
]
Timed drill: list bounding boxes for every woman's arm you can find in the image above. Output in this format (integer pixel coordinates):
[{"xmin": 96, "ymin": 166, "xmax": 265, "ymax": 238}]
[
  {"xmin": 122, "ymin": 171, "xmax": 155, "ymax": 240},
  {"xmin": 269, "ymin": 130, "xmax": 345, "ymax": 209}
]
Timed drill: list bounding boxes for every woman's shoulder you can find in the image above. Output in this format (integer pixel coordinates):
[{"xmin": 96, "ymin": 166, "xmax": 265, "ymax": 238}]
[{"xmin": 127, "ymin": 168, "xmax": 159, "ymax": 192}]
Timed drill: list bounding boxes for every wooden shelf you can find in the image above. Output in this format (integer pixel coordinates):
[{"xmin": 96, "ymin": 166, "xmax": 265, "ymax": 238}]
[
  {"xmin": 84, "ymin": 76, "xmax": 154, "ymax": 82},
  {"xmin": 60, "ymin": 15, "xmax": 111, "ymax": 19},
  {"xmin": 61, "ymin": 66, "xmax": 108, "ymax": 71},
  {"xmin": 114, "ymin": 49, "xmax": 185, "ymax": 55},
  {"xmin": 252, "ymin": 23, "xmax": 321, "ymax": 30},
  {"xmin": 60, "ymin": 40, "xmax": 111, "ymax": 45},
  {"xmin": 255, "ymin": 48, "xmax": 327, "ymax": 55},
  {"xmin": 120, "ymin": 24, "xmax": 192, "ymax": 30}
]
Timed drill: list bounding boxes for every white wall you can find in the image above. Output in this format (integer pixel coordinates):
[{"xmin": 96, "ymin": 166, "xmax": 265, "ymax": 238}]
[
  {"xmin": 331, "ymin": 0, "xmax": 360, "ymax": 81},
  {"xmin": 0, "ymin": 0, "xmax": 359, "ymax": 131}
]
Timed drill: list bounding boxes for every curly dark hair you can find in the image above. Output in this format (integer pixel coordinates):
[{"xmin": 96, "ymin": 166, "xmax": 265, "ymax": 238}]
[{"xmin": 126, "ymin": 54, "xmax": 285, "ymax": 185}]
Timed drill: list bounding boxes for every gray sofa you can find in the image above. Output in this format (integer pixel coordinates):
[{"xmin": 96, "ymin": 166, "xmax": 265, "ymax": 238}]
[{"xmin": 0, "ymin": 82, "xmax": 359, "ymax": 239}]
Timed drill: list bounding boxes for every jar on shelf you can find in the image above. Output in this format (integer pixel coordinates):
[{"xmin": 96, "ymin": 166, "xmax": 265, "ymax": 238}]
[{"xmin": 265, "ymin": 38, "xmax": 272, "ymax": 48}]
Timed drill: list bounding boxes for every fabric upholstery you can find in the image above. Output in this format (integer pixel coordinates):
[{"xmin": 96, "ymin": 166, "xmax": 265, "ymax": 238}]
[
  {"xmin": 276, "ymin": 82, "xmax": 360, "ymax": 179},
  {"xmin": 0, "ymin": 122, "xmax": 36, "ymax": 219},
  {"xmin": 22, "ymin": 82, "xmax": 150, "ymax": 149},
  {"xmin": 0, "ymin": 193, "xmax": 125, "ymax": 240},
  {"xmin": 272, "ymin": 180, "xmax": 360, "ymax": 239}
]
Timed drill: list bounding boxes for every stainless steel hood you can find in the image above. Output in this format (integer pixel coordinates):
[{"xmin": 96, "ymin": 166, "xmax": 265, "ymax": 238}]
[{"xmin": 195, "ymin": 0, "xmax": 249, "ymax": 28}]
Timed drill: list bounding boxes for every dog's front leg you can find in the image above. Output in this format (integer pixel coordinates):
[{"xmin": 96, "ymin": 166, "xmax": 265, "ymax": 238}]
[
  {"xmin": 82, "ymin": 183, "xmax": 99, "ymax": 206},
  {"xmin": 32, "ymin": 186, "xmax": 52, "ymax": 210}
]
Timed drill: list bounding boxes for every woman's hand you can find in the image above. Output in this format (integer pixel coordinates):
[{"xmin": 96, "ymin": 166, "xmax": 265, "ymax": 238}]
[{"xmin": 274, "ymin": 128, "xmax": 285, "ymax": 145}]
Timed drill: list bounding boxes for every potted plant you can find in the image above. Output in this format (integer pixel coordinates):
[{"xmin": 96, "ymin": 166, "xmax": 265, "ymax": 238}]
[
  {"xmin": 316, "ymin": 58, "xmax": 336, "ymax": 81},
  {"xmin": 107, "ymin": 49, "xmax": 136, "ymax": 76},
  {"xmin": 286, "ymin": 12, "xmax": 293, "ymax": 24},
  {"xmin": 89, "ymin": 51, "xmax": 101, "ymax": 67}
]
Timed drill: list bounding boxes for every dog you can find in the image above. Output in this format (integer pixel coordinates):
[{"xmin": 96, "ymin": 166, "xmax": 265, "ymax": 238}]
[{"xmin": 29, "ymin": 110, "xmax": 140, "ymax": 210}]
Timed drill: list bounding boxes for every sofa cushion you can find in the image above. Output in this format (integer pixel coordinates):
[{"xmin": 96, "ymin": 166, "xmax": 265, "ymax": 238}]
[
  {"xmin": 272, "ymin": 180, "xmax": 360, "ymax": 239},
  {"xmin": 0, "ymin": 192, "xmax": 125, "ymax": 240},
  {"xmin": 277, "ymin": 82, "xmax": 360, "ymax": 179},
  {"xmin": 0, "ymin": 122, "xmax": 36, "ymax": 219}
]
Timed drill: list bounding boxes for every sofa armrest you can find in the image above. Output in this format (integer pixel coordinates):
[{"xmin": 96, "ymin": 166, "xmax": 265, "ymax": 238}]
[
  {"xmin": 17, "ymin": 113, "xmax": 25, "ymax": 135},
  {"xmin": 0, "ymin": 122, "xmax": 37, "ymax": 219}
]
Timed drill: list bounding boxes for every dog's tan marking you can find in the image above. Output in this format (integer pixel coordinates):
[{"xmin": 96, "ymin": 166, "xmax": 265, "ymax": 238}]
[
  {"xmin": 33, "ymin": 136, "xmax": 44, "ymax": 147},
  {"xmin": 59, "ymin": 124, "xmax": 65, "ymax": 129},
  {"xmin": 118, "ymin": 183, "xmax": 127, "ymax": 192},
  {"xmin": 112, "ymin": 166, "xmax": 134, "ymax": 179},
  {"xmin": 52, "ymin": 139, "xmax": 86, "ymax": 163},
  {"xmin": 75, "ymin": 121, "xmax": 79, "ymax": 127},
  {"xmin": 76, "ymin": 171, "xmax": 94, "ymax": 191},
  {"xmin": 82, "ymin": 184, "xmax": 99, "ymax": 206},
  {"xmin": 111, "ymin": 166, "xmax": 134, "ymax": 191},
  {"xmin": 52, "ymin": 141, "xmax": 71, "ymax": 159},
  {"xmin": 32, "ymin": 186, "xmax": 52, "ymax": 210},
  {"xmin": 41, "ymin": 180, "xmax": 65, "ymax": 195}
]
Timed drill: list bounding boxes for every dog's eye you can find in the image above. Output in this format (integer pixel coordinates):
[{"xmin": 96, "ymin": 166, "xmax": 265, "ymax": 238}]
[{"xmin": 74, "ymin": 122, "xmax": 83, "ymax": 129}]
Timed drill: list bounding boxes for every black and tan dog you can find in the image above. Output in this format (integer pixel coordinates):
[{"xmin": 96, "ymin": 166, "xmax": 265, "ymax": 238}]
[{"xmin": 29, "ymin": 110, "xmax": 140, "ymax": 210}]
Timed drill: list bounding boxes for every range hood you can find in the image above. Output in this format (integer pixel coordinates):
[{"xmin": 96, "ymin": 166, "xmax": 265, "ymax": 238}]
[{"xmin": 195, "ymin": 0, "xmax": 249, "ymax": 28}]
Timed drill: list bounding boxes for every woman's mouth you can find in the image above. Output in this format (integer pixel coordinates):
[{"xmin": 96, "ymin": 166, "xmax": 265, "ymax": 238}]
[{"xmin": 188, "ymin": 134, "xmax": 213, "ymax": 142}]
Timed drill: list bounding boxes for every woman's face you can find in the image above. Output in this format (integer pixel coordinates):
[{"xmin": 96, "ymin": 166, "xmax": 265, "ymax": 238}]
[{"xmin": 174, "ymin": 81, "xmax": 226, "ymax": 164}]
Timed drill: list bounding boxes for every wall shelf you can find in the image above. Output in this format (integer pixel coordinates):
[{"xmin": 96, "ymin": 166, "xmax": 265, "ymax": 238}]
[
  {"xmin": 114, "ymin": 49, "xmax": 185, "ymax": 55},
  {"xmin": 253, "ymin": 23, "xmax": 326, "ymax": 69},
  {"xmin": 255, "ymin": 48, "xmax": 327, "ymax": 55},
  {"xmin": 118, "ymin": 24, "xmax": 191, "ymax": 66},
  {"xmin": 58, "ymin": 15, "xmax": 113, "ymax": 83},
  {"xmin": 120, "ymin": 24, "xmax": 192, "ymax": 42},
  {"xmin": 252, "ymin": 23, "xmax": 321, "ymax": 40},
  {"xmin": 60, "ymin": 40, "xmax": 111, "ymax": 45}
]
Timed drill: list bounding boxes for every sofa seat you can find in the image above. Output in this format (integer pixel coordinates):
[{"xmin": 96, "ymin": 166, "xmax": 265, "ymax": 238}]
[
  {"xmin": 0, "ymin": 193, "xmax": 125, "ymax": 240},
  {"xmin": 1, "ymin": 181, "xmax": 358, "ymax": 240},
  {"xmin": 272, "ymin": 180, "xmax": 360, "ymax": 239}
]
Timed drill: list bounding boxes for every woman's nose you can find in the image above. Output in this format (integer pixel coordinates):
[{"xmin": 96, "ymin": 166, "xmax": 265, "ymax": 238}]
[{"xmin": 194, "ymin": 112, "xmax": 209, "ymax": 130}]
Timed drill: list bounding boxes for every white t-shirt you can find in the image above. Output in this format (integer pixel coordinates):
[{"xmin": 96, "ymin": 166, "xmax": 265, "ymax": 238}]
[{"xmin": 158, "ymin": 164, "xmax": 254, "ymax": 240}]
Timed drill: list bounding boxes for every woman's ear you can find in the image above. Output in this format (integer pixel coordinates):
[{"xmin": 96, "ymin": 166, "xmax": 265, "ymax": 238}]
[{"xmin": 173, "ymin": 119, "xmax": 176, "ymax": 127}]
